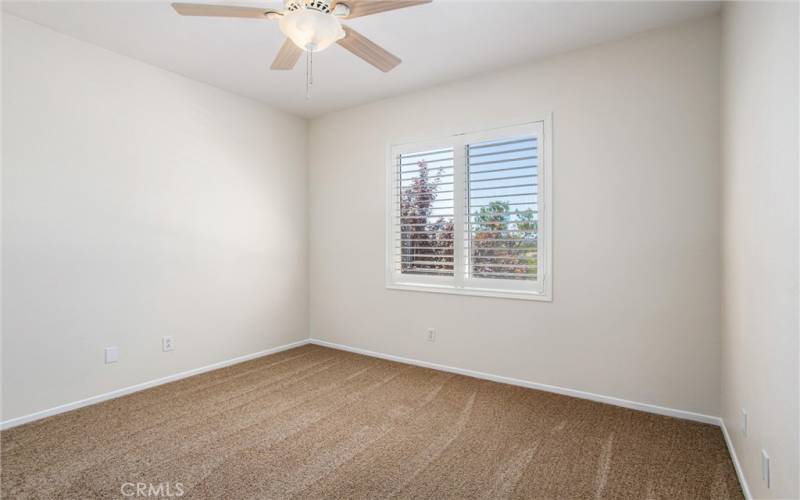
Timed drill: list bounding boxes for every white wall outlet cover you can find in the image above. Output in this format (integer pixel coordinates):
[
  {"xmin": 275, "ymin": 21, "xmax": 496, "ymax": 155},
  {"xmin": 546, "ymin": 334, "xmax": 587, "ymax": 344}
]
[
  {"xmin": 104, "ymin": 347, "xmax": 119, "ymax": 364},
  {"xmin": 162, "ymin": 336, "xmax": 174, "ymax": 352},
  {"xmin": 427, "ymin": 328, "xmax": 436, "ymax": 342}
]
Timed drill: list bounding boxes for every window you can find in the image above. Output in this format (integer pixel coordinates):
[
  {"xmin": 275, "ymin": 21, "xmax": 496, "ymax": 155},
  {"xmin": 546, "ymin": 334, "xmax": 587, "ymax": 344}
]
[{"xmin": 386, "ymin": 118, "xmax": 552, "ymax": 300}]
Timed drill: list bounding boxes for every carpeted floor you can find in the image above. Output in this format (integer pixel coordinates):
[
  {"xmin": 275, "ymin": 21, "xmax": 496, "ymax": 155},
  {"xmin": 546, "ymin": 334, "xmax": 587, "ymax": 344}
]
[{"xmin": 1, "ymin": 344, "xmax": 743, "ymax": 499}]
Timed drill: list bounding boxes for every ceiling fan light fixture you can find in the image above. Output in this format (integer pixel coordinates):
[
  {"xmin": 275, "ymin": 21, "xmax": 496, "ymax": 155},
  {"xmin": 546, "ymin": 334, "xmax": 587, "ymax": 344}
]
[{"xmin": 278, "ymin": 7, "xmax": 345, "ymax": 52}]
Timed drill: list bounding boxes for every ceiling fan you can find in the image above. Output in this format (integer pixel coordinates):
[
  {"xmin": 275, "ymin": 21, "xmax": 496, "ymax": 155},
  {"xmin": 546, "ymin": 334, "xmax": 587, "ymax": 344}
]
[{"xmin": 171, "ymin": 0, "xmax": 431, "ymax": 73}]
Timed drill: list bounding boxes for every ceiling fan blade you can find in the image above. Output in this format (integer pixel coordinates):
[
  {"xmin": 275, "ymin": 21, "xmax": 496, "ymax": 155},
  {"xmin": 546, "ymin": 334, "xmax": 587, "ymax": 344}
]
[
  {"xmin": 271, "ymin": 38, "xmax": 303, "ymax": 70},
  {"xmin": 337, "ymin": 25, "xmax": 401, "ymax": 72},
  {"xmin": 333, "ymin": 0, "xmax": 431, "ymax": 19},
  {"xmin": 171, "ymin": 3, "xmax": 276, "ymax": 19}
]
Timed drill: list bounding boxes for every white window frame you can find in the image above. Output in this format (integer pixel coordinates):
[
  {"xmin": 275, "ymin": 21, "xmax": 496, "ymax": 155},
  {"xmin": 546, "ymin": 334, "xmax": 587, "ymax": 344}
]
[{"xmin": 385, "ymin": 115, "xmax": 553, "ymax": 301}]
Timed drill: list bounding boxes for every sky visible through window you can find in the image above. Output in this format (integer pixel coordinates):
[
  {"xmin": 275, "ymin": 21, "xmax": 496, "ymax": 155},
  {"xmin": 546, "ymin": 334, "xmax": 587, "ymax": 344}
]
[
  {"xmin": 398, "ymin": 140, "xmax": 538, "ymax": 214},
  {"xmin": 467, "ymin": 136, "xmax": 538, "ymax": 216}
]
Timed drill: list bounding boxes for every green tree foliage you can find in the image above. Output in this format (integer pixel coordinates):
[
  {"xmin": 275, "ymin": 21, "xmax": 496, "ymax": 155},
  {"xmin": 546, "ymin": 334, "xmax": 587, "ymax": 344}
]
[
  {"xmin": 471, "ymin": 201, "xmax": 537, "ymax": 280},
  {"xmin": 400, "ymin": 164, "xmax": 537, "ymax": 279}
]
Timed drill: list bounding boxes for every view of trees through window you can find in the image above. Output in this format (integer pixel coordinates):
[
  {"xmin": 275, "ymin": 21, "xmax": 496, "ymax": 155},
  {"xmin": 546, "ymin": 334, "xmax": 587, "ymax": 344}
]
[
  {"xmin": 469, "ymin": 200, "xmax": 537, "ymax": 280},
  {"xmin": 399, "ymin": 156, "xmax": 455, "ymax": 276},
  {"xmin": 398, "ymin": 136, "xmax": 539, "ymax": 281}
]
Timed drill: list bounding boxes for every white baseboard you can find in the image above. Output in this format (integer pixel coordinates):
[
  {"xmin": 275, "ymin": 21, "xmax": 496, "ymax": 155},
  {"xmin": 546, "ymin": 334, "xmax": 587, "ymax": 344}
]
[
  {"xmin": 311, "ymin": 339, "xmax": 754, "ymax": 497},
  {"xmin": 309, "ymin": 338, "xmax": 720, "ymax": 426},
  {"xmin": 0, "ymin": 339, "xmax": 311, "ymax": 430},
  {"xmin": 720, "ymin": 418, "xmax": 752, "ymax": 499},
  {"xmin": 2, "ymin": 337, "xmax": 722, "ymax": 430},
  {"xmin": 2, "ymin": 336, "xmax": 747, "ymax": 497}
]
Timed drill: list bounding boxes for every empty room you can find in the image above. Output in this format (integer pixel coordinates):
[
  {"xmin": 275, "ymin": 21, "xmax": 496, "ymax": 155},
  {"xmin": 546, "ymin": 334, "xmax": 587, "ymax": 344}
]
[{"xmin": 1, "ymin": 0, "xmax": 798, "ymax": 498}]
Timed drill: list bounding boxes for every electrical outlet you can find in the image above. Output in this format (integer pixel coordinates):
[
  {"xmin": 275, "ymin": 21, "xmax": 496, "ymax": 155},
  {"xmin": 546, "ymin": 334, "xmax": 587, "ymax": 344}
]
[
  {"xmin": 105, "ymin": 346, "xmax": 119, "ymax": 364},
  {"xmin": 761, "ymin": 450, "xmax": 770, "ymax": 488},
  {"xmin": 426, "ymin": 328, "xmax": 436, "ymax": 342},
  {"xmin": 162, "ymin": 336, "xmax": 174, "ymax": 352},
  {"xmin": 741, "ymin": 408, "xmax": 747, "ymax": 436}
]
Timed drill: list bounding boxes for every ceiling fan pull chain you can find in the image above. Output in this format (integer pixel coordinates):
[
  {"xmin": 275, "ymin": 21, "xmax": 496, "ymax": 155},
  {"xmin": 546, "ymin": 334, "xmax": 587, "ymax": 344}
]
[{"xmin": 306, "ymin": 50, "xmax": 313, "ymax": 100}]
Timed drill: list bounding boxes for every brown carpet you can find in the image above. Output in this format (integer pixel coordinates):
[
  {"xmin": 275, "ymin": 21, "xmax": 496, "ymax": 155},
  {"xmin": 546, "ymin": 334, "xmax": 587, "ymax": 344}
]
[{"xmin": 1, "ymin": 344, "xmax": 743, "ymax": 499}]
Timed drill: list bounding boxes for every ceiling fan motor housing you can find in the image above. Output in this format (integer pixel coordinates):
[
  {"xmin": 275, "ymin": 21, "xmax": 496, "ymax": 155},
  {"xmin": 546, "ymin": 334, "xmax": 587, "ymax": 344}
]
[
  {"xmin": 283, "ymin": 0, "xmax": 350, "ymax": 17},
  {"xmin": 285, "ymin": 0, "xmax": 333, "ymax": 13}
]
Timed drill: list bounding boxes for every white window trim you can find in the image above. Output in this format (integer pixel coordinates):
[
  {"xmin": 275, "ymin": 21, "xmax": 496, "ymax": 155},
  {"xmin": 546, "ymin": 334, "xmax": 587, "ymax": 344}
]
[{"xmin": 385, "ymin": 114, "xmax": 553, "ymax": 302}]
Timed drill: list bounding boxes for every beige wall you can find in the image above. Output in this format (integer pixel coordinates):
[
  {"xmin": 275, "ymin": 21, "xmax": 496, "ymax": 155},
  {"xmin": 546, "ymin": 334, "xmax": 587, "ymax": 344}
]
[
  {"xmin": 1, "ymin": 15, "xmax": 309, "ymax": 422},
  {"xmin": 309, "ymin": 16, "xmax": 722, "ymax": 416},
  {"xmin": 721, "ymin": 3, "xmax": 799, "ymax": 498}
]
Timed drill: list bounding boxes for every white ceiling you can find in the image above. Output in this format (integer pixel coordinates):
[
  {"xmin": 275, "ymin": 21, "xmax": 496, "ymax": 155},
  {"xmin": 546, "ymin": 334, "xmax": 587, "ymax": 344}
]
[{"xmin": 3, "ymin": 1, "xmax": 720, "ymax": 117}]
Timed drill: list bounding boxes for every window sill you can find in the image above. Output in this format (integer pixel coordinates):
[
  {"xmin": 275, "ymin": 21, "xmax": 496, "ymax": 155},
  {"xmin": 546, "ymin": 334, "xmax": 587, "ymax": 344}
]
[{"xmin": 386, "ymin": 282, "xmax": 552, "ymax": 302}]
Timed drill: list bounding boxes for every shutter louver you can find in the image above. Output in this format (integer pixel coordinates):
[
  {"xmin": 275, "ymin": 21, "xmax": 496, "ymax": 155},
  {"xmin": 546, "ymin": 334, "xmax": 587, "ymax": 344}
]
[
  {"xmin": 465, "ymin": 136, "xmax": 539, "ymax": 281},
  {"xmin": 393, "ymin": 147, "xmax": 455, "ymax": 277}
]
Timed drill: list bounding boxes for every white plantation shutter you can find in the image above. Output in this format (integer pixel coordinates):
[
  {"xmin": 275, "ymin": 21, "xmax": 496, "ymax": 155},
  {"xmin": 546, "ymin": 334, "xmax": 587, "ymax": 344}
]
[
  {"xmin": 465, "ymin": 135, "xmax": 539, "ymax": 282},
  {"xmin": 392, "ymin": 147, "xmax": 455, "ymax": 278},
  {"xmin": 387, "ymin": 119, "xmax": 551, "ymax": 300}
]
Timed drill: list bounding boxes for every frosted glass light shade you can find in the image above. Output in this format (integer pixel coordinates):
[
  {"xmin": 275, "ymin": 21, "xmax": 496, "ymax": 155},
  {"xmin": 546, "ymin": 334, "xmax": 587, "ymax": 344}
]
[{"xmin": 279, "ymin": 8, "xmax": 345, "ymax": 52}]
